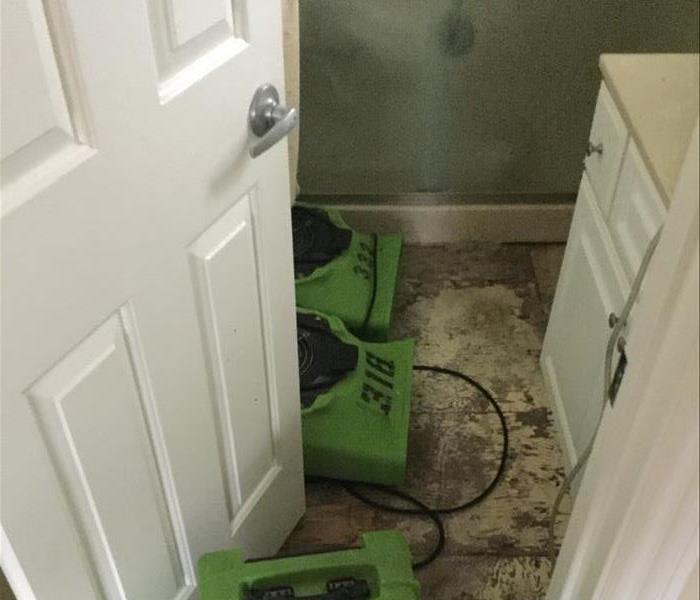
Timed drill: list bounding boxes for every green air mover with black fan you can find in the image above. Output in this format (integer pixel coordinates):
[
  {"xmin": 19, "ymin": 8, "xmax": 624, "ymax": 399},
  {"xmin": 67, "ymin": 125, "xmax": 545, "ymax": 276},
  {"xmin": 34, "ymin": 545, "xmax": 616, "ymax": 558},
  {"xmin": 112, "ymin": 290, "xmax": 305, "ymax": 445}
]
[
  {"xmin": 292, "ymin": 206, "xmax": 402, "ymax": 342},
  {"xmin": 297, "ymin": 309, "xmax": 414, "ymax": 486},
  {"xmin": 198, "ymin": 530, "xmax": 421, "ymax": 600}
]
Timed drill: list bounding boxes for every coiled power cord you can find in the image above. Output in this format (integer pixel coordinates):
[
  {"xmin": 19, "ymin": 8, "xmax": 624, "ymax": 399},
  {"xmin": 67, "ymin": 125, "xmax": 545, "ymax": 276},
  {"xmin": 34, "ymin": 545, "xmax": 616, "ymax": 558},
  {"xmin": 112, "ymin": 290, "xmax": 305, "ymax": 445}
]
[{"xmin": 310, "ymin": 364, "xmax": 509, "ymax": 571}]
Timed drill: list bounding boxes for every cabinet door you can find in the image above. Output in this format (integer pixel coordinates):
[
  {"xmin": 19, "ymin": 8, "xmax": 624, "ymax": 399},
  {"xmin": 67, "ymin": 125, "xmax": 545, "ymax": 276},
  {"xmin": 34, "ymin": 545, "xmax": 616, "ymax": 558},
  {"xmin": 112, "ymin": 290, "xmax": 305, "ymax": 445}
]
[
  {"xmin": 584, "ymin": 83, "xmax": 629, "ymax": 217},
  {"xmin": 541, "ymin": 174, "xmax": 629, "ymax": 470},
  {"xmin": 608, "ymin": 141, "xmax": 667, "ymax": 282}
]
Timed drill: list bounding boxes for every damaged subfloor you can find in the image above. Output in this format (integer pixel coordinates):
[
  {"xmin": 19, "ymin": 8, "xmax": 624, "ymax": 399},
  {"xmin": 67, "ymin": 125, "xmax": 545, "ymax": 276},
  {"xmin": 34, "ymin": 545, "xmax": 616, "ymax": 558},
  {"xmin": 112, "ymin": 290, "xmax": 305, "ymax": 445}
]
[{"xmin": 282, "ymin": 242, "xmax": 570, "ymax": 599}]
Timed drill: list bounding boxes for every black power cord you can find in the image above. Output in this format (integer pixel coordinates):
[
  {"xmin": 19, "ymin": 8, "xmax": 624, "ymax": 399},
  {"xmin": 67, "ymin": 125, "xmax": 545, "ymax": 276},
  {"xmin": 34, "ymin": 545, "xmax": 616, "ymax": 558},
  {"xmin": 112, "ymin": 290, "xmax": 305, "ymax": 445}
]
[
  {"xmin": 308, "ymin": 364, "xmax": 509, "ymax": 571},
  {"xmin": 342, "ymin": 482, "xmax": 447, "ymax": 571}
]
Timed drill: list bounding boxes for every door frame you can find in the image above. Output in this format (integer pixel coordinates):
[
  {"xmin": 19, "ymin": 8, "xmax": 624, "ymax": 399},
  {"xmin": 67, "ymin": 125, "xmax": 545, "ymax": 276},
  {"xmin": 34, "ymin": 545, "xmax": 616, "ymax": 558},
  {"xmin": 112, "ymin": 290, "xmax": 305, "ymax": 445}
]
[{"xmin": 547, "ymin": 122, "xmax": 699, "ymax": 599}]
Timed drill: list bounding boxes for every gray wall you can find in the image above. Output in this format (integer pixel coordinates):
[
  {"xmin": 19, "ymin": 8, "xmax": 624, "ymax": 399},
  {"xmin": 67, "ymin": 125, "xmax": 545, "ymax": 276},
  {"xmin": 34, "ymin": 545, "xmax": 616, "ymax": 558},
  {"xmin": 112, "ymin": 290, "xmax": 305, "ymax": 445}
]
[{"xmin": 298, "ymin": 1, "xmax": 699, "ymax": 196}]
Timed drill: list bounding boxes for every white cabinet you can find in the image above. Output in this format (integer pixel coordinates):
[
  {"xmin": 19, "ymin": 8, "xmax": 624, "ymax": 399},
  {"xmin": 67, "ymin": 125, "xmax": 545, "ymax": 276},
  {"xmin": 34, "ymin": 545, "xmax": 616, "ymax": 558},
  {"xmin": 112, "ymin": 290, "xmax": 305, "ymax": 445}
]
[
  {"xmin": 541, "ymin": 176, "xmax": 628, "ymax": 465},
  {"xmin": 541, "ymin": 83, "xmax": 667, "ymax": 473}
]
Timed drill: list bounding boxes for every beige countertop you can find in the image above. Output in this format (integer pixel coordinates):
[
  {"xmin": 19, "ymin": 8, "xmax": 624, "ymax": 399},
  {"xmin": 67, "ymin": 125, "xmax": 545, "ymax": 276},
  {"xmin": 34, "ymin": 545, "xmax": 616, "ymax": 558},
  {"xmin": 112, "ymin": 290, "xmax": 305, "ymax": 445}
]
[{"xmin": 600, "ymin": 53, "xmax": 699, "ymax": 205}]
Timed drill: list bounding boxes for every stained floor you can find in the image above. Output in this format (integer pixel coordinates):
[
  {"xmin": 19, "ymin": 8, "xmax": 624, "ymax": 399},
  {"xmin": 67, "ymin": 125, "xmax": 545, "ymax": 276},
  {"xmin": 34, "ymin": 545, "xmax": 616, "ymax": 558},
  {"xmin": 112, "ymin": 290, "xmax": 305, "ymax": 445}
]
[{"xmin": 282, "ymin": 242, "xmax": 570, "ymax": 599}]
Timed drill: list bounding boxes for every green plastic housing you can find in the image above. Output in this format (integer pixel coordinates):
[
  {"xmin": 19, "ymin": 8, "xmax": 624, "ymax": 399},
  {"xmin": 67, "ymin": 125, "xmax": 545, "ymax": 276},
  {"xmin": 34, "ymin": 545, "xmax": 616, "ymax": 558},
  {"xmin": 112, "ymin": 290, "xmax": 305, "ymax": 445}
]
[
  {"xmin": 300, "ymin": 310, "xmax": 414, "ymax": 486},
  {"xmin": 198, "ymin": 530, "xmax": 421, "ymax": 600},
  {"xmin": 294, "ymin": 207, "xmax": 402, "ymax": 341}
]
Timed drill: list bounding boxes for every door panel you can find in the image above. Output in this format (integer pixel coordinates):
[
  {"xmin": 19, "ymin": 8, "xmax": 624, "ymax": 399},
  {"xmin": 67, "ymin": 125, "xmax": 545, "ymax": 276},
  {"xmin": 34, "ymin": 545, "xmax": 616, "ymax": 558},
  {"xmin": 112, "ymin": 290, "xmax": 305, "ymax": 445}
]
[
  {"xmin": 146, "ymin": 0, "xmax": 247, "ymax": 103},
  {"xmin": 2, "ymin": 0, "xmax": 303, "ymax": 597},
  {"xmin": 189, "ymin": 195, "xmax": 279, "ymax": 519},
  {"xmin": 28, "ymin": 309, "xmax": 193, "ymax": 600},
  {"xmin": 167, "ymin": 0, "xmax": 232, "ymax": 47},
  {"xmin": 1, "ymin": 0, "xmax": 93, "ymax": 215}
]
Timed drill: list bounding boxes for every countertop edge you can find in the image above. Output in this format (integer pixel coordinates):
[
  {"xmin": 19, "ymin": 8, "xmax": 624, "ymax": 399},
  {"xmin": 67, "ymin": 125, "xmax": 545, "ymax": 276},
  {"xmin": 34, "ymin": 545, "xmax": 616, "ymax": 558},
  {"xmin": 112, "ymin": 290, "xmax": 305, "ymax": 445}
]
[{"xmin": 599, "ymin": 54, "xmax": 699, "ymax": 207}]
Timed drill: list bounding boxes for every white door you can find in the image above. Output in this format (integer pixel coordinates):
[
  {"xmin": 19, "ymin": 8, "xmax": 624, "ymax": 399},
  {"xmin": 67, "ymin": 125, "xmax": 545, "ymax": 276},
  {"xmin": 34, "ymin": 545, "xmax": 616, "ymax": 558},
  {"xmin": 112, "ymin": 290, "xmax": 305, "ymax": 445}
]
[{"xmin": 1, "ymin": 1, "xmax": 304, "ymax": 598}]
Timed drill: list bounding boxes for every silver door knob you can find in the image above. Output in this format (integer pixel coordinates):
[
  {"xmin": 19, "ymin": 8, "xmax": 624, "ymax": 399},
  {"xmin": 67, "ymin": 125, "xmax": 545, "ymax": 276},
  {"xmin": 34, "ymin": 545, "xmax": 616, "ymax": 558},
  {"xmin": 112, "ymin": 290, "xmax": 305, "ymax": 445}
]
[{"xmin": 248, "ymin": 83, "xmax": 298, "ymax": 158}]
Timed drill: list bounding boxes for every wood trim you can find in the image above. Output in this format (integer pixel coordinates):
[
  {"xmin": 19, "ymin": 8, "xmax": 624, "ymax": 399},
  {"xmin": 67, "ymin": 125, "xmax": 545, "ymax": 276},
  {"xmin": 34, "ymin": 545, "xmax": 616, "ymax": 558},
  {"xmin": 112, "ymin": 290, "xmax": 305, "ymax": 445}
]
[
  {"xmin": 299, "ymin": 193, "xmax": 577, "ymax": 206},
  {"xmin": 298, "ymin": 196, "xmax": 575, "ymax": 243}
]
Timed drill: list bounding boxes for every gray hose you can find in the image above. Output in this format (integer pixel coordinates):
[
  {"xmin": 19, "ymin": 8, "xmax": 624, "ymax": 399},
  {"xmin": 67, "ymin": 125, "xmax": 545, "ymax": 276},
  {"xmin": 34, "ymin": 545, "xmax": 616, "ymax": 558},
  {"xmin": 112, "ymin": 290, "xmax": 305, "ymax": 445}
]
[{"xmin": 547, "ymin": 227, "xmax": 663, "ymax": 574}]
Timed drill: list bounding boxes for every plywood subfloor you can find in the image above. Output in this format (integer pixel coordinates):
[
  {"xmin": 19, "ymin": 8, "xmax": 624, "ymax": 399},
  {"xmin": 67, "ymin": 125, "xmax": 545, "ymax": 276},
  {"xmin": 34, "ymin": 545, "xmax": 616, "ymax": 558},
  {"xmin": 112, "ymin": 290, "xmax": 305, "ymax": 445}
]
[{"xmin": 282, "ymin": 242, "xmax": 569, "ymax": 599}]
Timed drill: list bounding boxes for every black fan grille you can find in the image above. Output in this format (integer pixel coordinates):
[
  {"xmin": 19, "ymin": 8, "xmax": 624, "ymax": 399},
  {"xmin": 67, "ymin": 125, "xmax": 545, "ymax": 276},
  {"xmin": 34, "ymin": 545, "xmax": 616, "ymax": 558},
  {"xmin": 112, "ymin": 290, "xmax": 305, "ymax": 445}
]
[
  {"xmin": 292, "ymin": 218, "xmax": 315, "ymax": 257},
  {"xmin": 297, "ymin": 334, "xmax": 314, "ymax": 377}
]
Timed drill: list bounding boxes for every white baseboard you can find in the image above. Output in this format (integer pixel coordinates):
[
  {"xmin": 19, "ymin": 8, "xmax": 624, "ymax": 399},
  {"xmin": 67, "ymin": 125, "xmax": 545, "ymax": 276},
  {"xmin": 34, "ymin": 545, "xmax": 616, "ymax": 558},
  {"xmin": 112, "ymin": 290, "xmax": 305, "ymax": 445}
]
[{"xmin": 320, "ymin": 202, "xmax": 574, "ymax": 243}]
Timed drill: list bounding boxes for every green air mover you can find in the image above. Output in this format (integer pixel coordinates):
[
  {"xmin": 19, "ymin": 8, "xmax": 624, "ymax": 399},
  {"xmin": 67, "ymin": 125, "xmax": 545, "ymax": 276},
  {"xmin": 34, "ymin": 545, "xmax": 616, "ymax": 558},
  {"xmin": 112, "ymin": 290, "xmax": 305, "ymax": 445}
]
[
  {"xmin": 293, "ymin": 206, "xmax": 402, "ymax": 341},
  {"xmin": 297, "ymin": 310, "xmax": 414, "ymax": 486},
  {"xmin": 198, "ymin": 530, "xmax": 421, "ymax": 600}
]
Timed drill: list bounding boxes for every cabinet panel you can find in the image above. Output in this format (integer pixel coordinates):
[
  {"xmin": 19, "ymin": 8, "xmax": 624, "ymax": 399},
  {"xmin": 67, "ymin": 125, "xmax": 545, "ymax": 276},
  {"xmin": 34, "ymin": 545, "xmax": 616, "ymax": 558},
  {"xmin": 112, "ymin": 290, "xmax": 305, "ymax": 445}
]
[
  {"xmin": 584, "ymin": 83, "xmax": 629, "ymax": 218},
  {"xmin": 609, "ymin": 141, "xmax": 667, "ymax": 282},
  {"xmin": 541, "ymin": 174, "xmax": 629, "ymax": 469}
]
